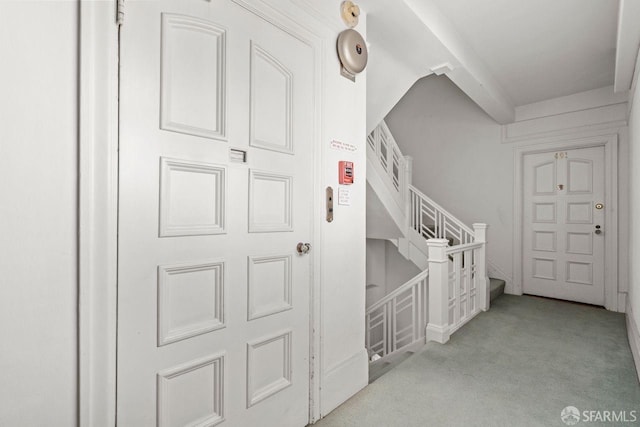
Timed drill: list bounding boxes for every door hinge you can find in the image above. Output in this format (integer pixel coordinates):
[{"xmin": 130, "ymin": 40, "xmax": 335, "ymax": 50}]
[{"xmin": 117, "ymin": 0, "xmax": 125, "ymax": 26}]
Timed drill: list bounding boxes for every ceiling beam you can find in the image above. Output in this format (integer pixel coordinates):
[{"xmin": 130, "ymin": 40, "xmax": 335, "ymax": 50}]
[
  {"xmin": 403, "ymin": 0, "xmax": 515, "ymax": 124},
  {"xmin": 614, "ymin": 0, "xmax": 640, "ymax": 93}
]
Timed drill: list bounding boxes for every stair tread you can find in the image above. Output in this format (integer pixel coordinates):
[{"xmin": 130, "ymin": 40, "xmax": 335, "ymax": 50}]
[{"xmin": 489, "ymin": 277, "xmax": 505, "ymax": 302}]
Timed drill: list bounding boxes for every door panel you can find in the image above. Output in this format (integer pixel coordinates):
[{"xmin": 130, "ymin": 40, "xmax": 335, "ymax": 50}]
[
  {"xmin": 117, "ymin": 2, "xmax": 314, "ymax": 425},
  {"xmin": 523, "ymin": 147, "xmax": 605, "ymax": 305}
]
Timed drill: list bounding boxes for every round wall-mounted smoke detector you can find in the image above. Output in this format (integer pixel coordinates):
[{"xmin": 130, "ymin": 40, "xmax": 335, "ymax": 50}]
[{"xmin": 340, "ymin": 1, "xmax": 360, "ymax": 28}]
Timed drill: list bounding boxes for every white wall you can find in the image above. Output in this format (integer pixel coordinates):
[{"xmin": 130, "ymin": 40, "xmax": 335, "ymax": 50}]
[
  {"xmin": 385, "ymin": 76, "xmax": 512, "ymax": 281},
  {"xmin": 366, "ymin": 239, "xmax": 421, "ymax": 308},
  {"xmin": 319, "ymin": 13, "xmax": 369, "ymax": 414},
  {"xmin": 627, "ymin": 49, "xmax": 640, "ymax": 373},
  {"xmin": 0, "ymin": 2, "xmax": 78, "ymax": 426},
  {"xmin": 385, "ymin": 75, "xmax": 629, "ymax": 302},
  {"xmin": 366, "ymin": 239, "xmax": 386, "ymax": 307}
]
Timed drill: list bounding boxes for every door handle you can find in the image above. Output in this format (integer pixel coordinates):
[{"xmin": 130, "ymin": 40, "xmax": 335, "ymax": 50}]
[
  {"xmin": 297, "ymin": 242, "xmax": 312, "ymax": 255},
  {"xmin": 595, "ymin": 225, "xmax": 602, "ymax": 235}
]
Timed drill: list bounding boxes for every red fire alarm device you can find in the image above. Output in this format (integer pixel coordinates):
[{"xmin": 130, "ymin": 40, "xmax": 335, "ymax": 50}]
[{"xmin": 339, "ymin": 161, "xmax": 354, "ymax": 185}]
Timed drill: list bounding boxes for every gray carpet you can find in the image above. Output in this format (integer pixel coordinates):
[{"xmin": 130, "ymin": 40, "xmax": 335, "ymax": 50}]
[{"xmin": 313, "ymin": 295, "xmax": 640, "ymax": 427}]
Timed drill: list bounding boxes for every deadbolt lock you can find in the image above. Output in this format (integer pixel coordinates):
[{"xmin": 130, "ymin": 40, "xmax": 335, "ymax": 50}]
[{"xmin": 595, "ymin": 203, "xmax": 604, "ymax": 210}]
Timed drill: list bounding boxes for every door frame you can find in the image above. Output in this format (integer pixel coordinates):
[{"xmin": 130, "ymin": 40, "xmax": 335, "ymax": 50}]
[
  {"xmin": 78, "ymin": 1, "xmax": 326, "ymax": 424},
  {"xmin": 513, "ymin": 134, "xmax": 619, "ymax": 311}
]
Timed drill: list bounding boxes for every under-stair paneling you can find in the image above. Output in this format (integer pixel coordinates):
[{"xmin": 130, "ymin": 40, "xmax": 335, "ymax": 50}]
[
  {"xmin": 366, "ymin": 239, "xmax": 421, "ymax": 310},
  {"xmin": 366, "ymin": 183, "xmax": 403, "ymax": 239}
]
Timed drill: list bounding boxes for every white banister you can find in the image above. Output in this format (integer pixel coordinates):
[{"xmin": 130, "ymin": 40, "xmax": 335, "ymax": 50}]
[
  {"xmin": 404, "ymin": 155, "xmax": 413, "ymax": 231},
  {"xmin": 367, "ymin": 121, "xmax": 406, "ymax": 210},
  {"xmin": 366, "ymin": 121, "xmax": 491, "ymax": 358},
  {"xmin": 409, "ymin": 185, "xmax": 474, "ymax": 245},
  {"xmin": 366, "ymin": 269, "xmax": 429, "ymax": 359},
  {"xmin": 426, "ymin": 239, "xmax": 450, "ymax": 344}
]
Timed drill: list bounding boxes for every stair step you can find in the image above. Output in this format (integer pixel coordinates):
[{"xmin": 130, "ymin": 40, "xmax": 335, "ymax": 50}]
[
  {"xmin": 490, "ymin": 278, "xmax": 506, "ymax": 302},
  {"xmin": 369, "ymin": 350, "xmax": 416, "ymax": 383}
]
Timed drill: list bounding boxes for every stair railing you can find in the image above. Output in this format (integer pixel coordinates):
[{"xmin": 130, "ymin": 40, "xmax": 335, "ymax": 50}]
[
  {"xmin": 367, "ymin": 120, "xmax": 407, "ymax": 208},
  {"xmin": 366, "ymin": 121, "xmax": 490, "ymax": 354},
  {"xmin": 425, "ymin": 226, "xmax": 489, "ymax": 344},
  {"xmin": 366, "ymin": 269, "xmax": 429, "ymax": 359},
  {"xmin": 409, "ymin": 185, "xmax": 474, "ymax": 246}
]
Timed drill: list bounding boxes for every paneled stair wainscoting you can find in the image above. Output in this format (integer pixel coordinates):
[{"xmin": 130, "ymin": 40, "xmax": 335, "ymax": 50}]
[{"xmin": 366, "ymin": 121, "xmax": 504, "ymax": 378}]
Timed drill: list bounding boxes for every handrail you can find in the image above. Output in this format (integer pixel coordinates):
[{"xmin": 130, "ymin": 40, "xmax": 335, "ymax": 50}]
[
  {"xmin": 367, "ymin": 121, "xmax": 406, "ymax": 202},
  {"xmin": 446, "ymin": 242, "xmax": 483, "ymax": 255},
  {"xmin": 366, "ymin": 268, "xmax": 430, "ymax": 359},
  {"xmin": 409, "ymin": 185, "xmax": 474, "ymax": 237},
  {"xmin": 366, "ymin": 269, "xmax": 429, "ymax": 313}
]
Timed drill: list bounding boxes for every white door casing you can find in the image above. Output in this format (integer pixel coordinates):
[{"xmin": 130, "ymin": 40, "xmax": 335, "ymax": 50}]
[
  {"xmin": 523, "ymin": 147, "xmax": 606, "ymax": 305},
  {"xmin": 117, "ymin": 1, "xmax": 315, "ymax": 425}
]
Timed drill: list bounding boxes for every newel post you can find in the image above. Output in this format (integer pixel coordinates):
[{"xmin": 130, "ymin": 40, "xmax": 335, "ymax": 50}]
[
  {"xmin": 404, "ymin": 155, "xmax": 413, "ymax": 231},
  {"xmin": 426, "ymin": 239, "xmax": 451, "ymax": 344},
  {"xmin": 473, "ymin": 223, "xmax": 490, "ymax": 311}
]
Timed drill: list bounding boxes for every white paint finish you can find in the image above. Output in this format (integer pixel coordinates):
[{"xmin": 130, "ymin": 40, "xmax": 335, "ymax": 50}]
[
  {"xmin": 320, "ymin": 349, "xmax": 369, "ymax": 416},
  {"xmin": 628, "ymin": 52, "xmax": 640, "ymax": 337},
  {"xmin": 160, "ymin": 13, "xmax": 226, "ymax": 140},
  {"xmin": 248, "ymin": 254, "xmax": 292, "ymax": 320},
  {"xmin": 0, "ymin": 2, "xmax": 78, "ymax": 425},
  {"xmin": 627, "ymin": 302, "xmax": 640, "ymax": 382},
  {"xmin": 522, "ymin": 147, "xmax": 605, "ymax": 305},
  {"xmin": 248, "ymin": 170, "xmax": 293, "ymax": 232},
  {"xmin": 385, "ymin": 75, "xmax": 628, "ymax": 302},
  {"xmin": 118, "ymin": 2, "xmax": 315, "ymax": 425},
  {"xmin": 431, "ymin": 0, "xmax": 618, "ymax": 106},
  {"xmin": 157, "ymin": 354, "xmax": 225, "ymax": 427},
  {"xmin": 403, "ymin": 0, "xmax": 515, "ymax": 123},
  {"xmin": 614, "ymin": 0, "xmax": 640, "ymax": 92},
  {"xmin": 503, "ymin": 102, "xmax": 628, "ymax": 143},
  {"xmin": 159, "ymin": 158, "xmax": 226, "ymax": 237},
  {"xmin": 250, "ymin": 43, "xmax": 293, "ymax": 153},
  {"xmin": 246, "ymin": 331, "xmax": 292, "ymax": 407},
  {"xmin": 515, "ymin": 85, "xmax": 629, "ymax": 122},
  {"xmin": 74, "ymin": 0, "xmax": 368, "ymax": 423},
  {"xmin": 158, "ymin": 261, "xmax": 225, "ymax": 346},
  {"xmin": 385, "ymin": 76, "xmax": 512, "ymax": 284},
  {"xmin": 365, "ymin": 182, "xmax": 403, "ymax": 240},
  {"xmin": 514, "ymin": 137, "xmax": 619, "ymax": 310},
  {"xmin": 365, "ymin": 239, "xmax": 421, "ymax": 310},
  {"xmin": 79, "ymin": 1, "xmax": 119, "ymax": 424}
]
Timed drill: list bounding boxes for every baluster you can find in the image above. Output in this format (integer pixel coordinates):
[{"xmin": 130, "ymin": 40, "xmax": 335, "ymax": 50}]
[
  {"xmin": 382, "ymin": 304, "xmax": 388, "ymax": 357},
  {"xmin": 464, "ymin": 249, "xmax": 472, "ymax": 319},
  {"xmin": 453, "ymin": 251, "xmax": 461, "ymax": 326},
  {"xmin": 390, "ymin": 298, "xmax": 395, "ymax": 354},
  {"xmin": 412, "ymin": 284, "xmax": 418, "ymax": 342}
]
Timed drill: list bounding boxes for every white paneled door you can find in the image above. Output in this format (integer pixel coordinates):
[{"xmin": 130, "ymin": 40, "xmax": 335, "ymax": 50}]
[
  {"xmin": 523, "ymin": 147, "xmax": 605, "ymax": 305},
  {"xmin": 117, "ymin": 2, "xmax": 314, "ymax": 426}
]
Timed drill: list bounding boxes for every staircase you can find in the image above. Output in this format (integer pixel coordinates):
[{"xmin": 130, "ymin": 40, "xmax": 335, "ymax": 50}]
[{"xmin": 365, "ymin": 121, "xmax": 504, "ymax": 367}]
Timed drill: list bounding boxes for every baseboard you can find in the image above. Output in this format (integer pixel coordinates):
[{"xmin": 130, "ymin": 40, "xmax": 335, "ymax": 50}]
[
  {"xmin": 320, "ymin": 348, "xmax": 369, "ymax": 417},
  {"xmin": 625, "ymin": 301, "xmax": 640, "ymax": 383}
]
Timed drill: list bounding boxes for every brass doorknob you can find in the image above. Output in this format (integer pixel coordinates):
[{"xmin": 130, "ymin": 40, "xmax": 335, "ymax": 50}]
[{"xmin": 297, "ymin": 242, "xmax": 311, "ymax": 255}]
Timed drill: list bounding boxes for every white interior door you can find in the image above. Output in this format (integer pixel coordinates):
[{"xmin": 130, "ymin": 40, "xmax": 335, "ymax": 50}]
[
  {"xmin": 522, "ymin": 146, "xmax": 605, "ymax": 305},
  {"xmin": 117, "ymin": 2, "xmax": 314, "ymax": 425}
]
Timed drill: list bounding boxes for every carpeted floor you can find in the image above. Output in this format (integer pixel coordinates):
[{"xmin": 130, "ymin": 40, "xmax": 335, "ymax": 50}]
[{"xmin": 313, "ymin": 295, "xmax": 640, "ymax": 427}]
